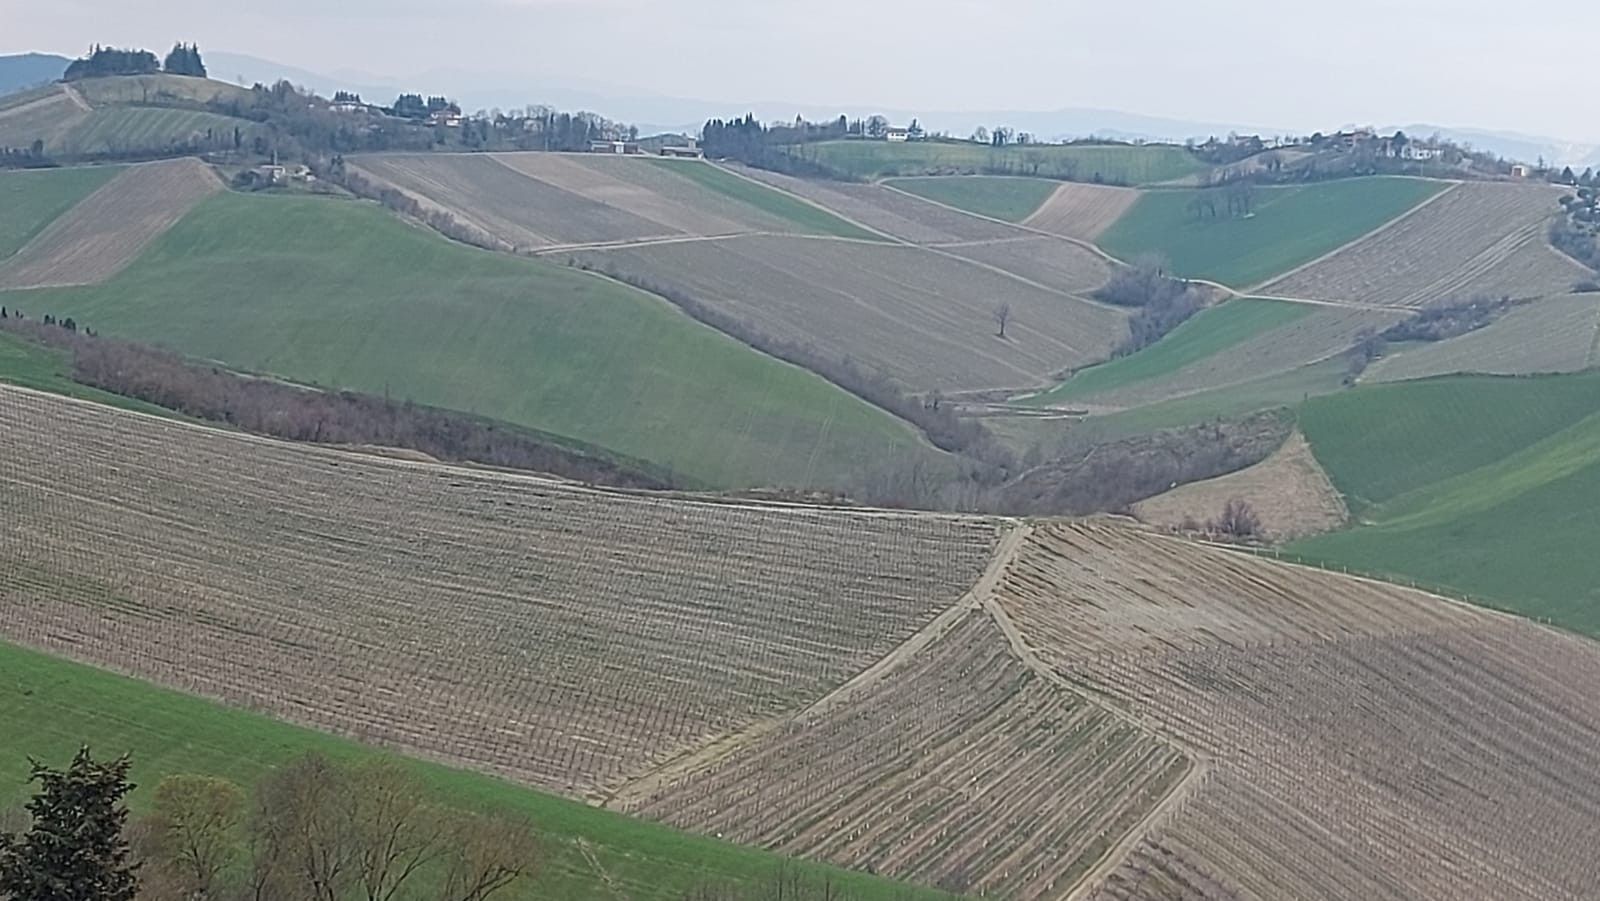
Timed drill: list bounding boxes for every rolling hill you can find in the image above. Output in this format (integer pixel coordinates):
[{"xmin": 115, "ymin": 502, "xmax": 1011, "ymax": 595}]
[
  {"xmin": 0, "ymin": 52, "xmax": 68, "ymax": 94},
  {"xmin": 793, "ymin": 139, "xmax": 1208, "ymax": 184},
  {"xmin": 1291, "ymin": 371, "xmax": 1600, "ymax": 633},
  {"xmin": 0, "ymin": 73, "xmax": 261, "ymax": 158},
  {"xmin": 6, "ymin": 389, "xmax": 1600, "ymax": 899},
  {"xmin": 1097, "ymin": 176, "xmax": 1447, "ymax": 287},
  {"xmin": 0, "ymin": 184, "xmax": 937, "ymax": 489}
]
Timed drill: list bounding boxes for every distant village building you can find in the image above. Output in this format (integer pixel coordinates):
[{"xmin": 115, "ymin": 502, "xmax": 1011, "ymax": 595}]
[
  {"xmin": 885, "ymin": 128, "xmax": 910, "ymax": 143},
  {"xmin": 1510, "ymin": 163, "xmax": 1532, "ymax": 178},
  {"xmin": 659, "ymin": 144, "xmax": 703, "ymax": 159},
  {"xmin": 589, "ymin": 140, "xmax": 641, "ymax": 155},
  {"xmin": 330, "ymin": 100, "xmax": 368, "ymax": 114},
  {"xmin": 427, "ymin": 110, "xmax": 464, "ymax": 128}
]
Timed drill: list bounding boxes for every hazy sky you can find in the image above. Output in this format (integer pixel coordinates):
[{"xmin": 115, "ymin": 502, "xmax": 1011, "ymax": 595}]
[{"xmin": 7, "ymin": 0, "xmax": 1599, "ymax": 142}]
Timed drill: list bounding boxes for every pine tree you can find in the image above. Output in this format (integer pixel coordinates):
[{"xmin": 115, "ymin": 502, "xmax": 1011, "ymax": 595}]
[{"xmin": 0, "ymin": 747, "xmax": 141, "ymax": 901}]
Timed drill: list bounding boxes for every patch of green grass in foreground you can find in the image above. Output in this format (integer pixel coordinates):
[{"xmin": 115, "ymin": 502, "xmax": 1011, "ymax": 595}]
[
  {"xmin": 647, "ymin": 159, "xmax": 881, "ymax": 240},
  {"xmin": 0, "ymin": 165, "xmax": 121, "ymax": 259},
  {"xmin": 886, "ymin": 176, "xmax": 1059, "ymax": 222},
  {"xmin": 0, "ymin": 640, "xmax": 948, "ymax": 900},
  {"xmin": 1097, "ymin": 176, "xmax": 1444, "ymax": 288},
  {"xmin": 1027, "ymin": 299, "xmax": 1312, "ymax": 404},
  {"xmin": 3, "ymin": 192, "xmax": 931, "ymax": 489},
  {"xmin": 1287, "ymin": 372, "xmax": 1600, "ymax": 634}
]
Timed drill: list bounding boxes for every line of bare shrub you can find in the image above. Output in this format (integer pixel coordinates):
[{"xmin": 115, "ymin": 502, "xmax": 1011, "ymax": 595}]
[{"xmin": 0, "ymin": 317, "xmax": 671, "ymax": 489}]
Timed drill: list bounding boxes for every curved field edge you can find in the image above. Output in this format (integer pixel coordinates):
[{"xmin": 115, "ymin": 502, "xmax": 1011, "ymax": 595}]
[
  {"xmin": 0, "ymin": 165, "xmax": 122, "ymax": 259},
  {"xmin": 644, "ymin": 158, "xmax": 882, "ymax": 240},
  {"xmin": 885, "ymin": 176, "xmax": 1060, "ymax": 222},
  {"xmin": 1097, "ymin": 177, "xmax": 1447, "ymax": 287},
  {"xmin": 0, "ymin": 639, "xmax": 954, "ymax": 901},
  {"xmin": 1025, "ymin": 299, "xmax": 1313, "ymax": 404},
  {"xmin": 0, "ymin": 190, "xmax": 936, "ymax": 490},
  {"xmin": 1291, "ymin": 371, "xmax": 1600, "ymax": 634}
]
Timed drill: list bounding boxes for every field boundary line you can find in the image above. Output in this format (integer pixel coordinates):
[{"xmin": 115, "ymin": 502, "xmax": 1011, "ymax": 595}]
[
  {"xmin": 1253, "ymin": 180, "xmax": 1463, "ymax": 295},
  {"xmin": 708, "ymin": 161, "xmax": 908, "ymax": 244},
  {"xmin": 604, "ymin": 522, "xmax": 1029, "ymax": 809},
  {"xmin": 978, "ymin": 532, "xmax": 1210, "ymax": 901},
  {"xmin": 61, "ymin": 83, "xmax": 92, "ymax": 113}
]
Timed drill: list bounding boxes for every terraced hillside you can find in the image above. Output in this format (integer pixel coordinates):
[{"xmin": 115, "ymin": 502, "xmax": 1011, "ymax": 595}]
[
  {"xmin": 350, "ymin": 152, "xmax": 877, "ymax": 248},
  {"xmin": 0, "ymin": 75, "xmax": 260, "ymax": 158},
  {"xmin": 0, "ymin": 385, "xmax": 999, "ymax": 800},
  {"xmin": 3, "ymin": 191, "xmax": 935, "ymax": 489},
  {"xmin": 569, "ymin": 233, "xmax": 1125, "ymax": 390},
  {"xmin": 1000, "ymin": 523, "xmax": 1600, "ymax": 901},
  {"xmin": 1265, "ymin": 181, "xmax": 1587, "ymax": 304}
]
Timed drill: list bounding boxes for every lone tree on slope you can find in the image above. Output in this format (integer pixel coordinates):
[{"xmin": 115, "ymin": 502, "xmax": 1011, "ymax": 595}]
[
  {"xmin": 993, "ymin": 302, "xmax": 1013, "ymax": 339},
  {"xmin": 0, "ymin": 747, "xmax": 141, "ymax": 901}
]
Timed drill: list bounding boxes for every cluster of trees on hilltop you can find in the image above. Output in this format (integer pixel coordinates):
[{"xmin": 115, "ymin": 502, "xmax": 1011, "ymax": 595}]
[
  {"xmin": 700, "ymin": 114, "xmax": 861, "ymax": 177},
  {"xmin": 62, "ymin": 42, "xmax": 206, "ymax": 80},
  {"xmin": 1554, "ymin": 186, "xmax": 1600, "ymax": 273},
  {"xmin": 391, "ymin": 93, "xmax": 460, "ymax": 119}
]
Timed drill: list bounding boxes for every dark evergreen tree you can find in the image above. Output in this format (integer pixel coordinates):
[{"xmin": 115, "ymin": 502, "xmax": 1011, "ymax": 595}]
[
  {"xmin": 0, "ymin": 747, "xmax": 140, "ymax": 901},
  {"xmin": 162, "ymin": 42, "xmax": 207, "ymax": 77},
  {"xmin": 63, "ymin": 46, "xmax": 160, "ymax": 80}
]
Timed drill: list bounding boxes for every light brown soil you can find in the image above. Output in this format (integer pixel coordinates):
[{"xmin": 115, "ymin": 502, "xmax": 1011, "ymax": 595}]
[
  {"xmin": 0, "ymin": 385, "xmax": 1000, "ymax": 800},
  {"xmin": 998, "ymin": 522, "xmax": 1600, "ymax": 901},
  {"xmin": 0, "ymin": 158, "xmax": 222, "ymax": 289},
  {"xmin": 1133, "ymin": 430, "xmax": 1347, "ymax": 541},
  {"xmin": 1024, "ymin": 183, "xmax": 1140, "ymax": 241}
]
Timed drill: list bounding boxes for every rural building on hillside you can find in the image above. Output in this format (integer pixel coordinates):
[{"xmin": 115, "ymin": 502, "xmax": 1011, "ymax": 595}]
[
  {"xmin": 885, "ymin": 128, "xmax": 910, "ymax": 142},
  {"xmin": 590, "ymin": 140, "xmax": 642, "ymax": 155},
  {"xmin": 659, "ymin": 145, "xmax": 704, "ymax": 158},
  {"xmin": 1510, "ymin": 163, "xmax": 1532, "ymax": 178},
  {"xmin": 330, "ymin": 100, "xmax": 371, "ymax": 114},
  {"xmin": 427, "ymin": 110, "xmax": 464, "ymax": 128}
]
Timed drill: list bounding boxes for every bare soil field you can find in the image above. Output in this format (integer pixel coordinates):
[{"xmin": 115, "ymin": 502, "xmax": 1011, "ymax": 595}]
[
  {"xmin": 0, "ymin": 386, "xmax": 1000, "ymax": 800},
  {"xmin": 569, "ymin": 234, "xmax": 1130, "ymax": 390},
  {"xmin": 502, "ymin": 154, "xmax": 809, "ymax": 237},
  {"xmin": 1064, "ymin": 306, "xmax": 1401, "ymax": 410},
  {"xmin": 1133, "ymin": 430, "xmax": 1348, "ymax": 541},
  {"xmin": 1265, "ymin": 182, "xmax": 1587, "ymax": 305},
  {"xmin": 729, "ymin": 165, "xmax": 1023, "ymax": 244},
  {"xmin": 0, "ymin": 158, "xmax": 222, "ymax": 289},
  {"xmin": 1368, "ymin": 293, "xmax": 1600, "ymax": 383},
  {"xmin": 1023, "ymin": 183, "xmax": 1140, "ymax": 241},
  {"xmin": 0, "ymin": 84, "xmax": 90, "ymax": 151},
  {"xmin": 350, "ymin": 153, "xmax": 679, "ymax": 250},
  {"xmin": 630, "ymin": 609, "xmax": 1189, "ymax": 898},
  {"xmin": 942, "ymin": 235, "xmax": 1115, "ymax": 296},
  {"xmin": 998, "ymin": 522, "xmax": 1600, "ymax": 901}
]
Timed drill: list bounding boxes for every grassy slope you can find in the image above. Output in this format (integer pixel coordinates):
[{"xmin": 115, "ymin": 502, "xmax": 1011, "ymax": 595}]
[
  {"xmin": 1028, "ymin": 299, "xmax": 1312, "ymax": 404},
  {"xmin": 60, "ymin": 107, "xmax": 254, "ymax": 155},
  {"xmin": 1077, "ymin": 357, "xmax": 1349, "ymax": 440},
  {"xmin": 0, "ymin": 640, "xmax": 947, "ymax": 901},
  {"xmin": 886, "ymin": 176, "xmax": 1059, "ymax": 222},
  {"xmin": 647, "ymin": 159, "xmax": 880, "ymax": 240},
  {"xmin": 0, "ymin": 165, "xmax": 120, "ymax": 258},
  {"xmin": 1290, "ymin": 372, "xmax": 1600, "ymax": 633},
  {"xmin": 803, "ymin": 141, "xmax": 1206, "ymax": 184},
  {"xmin": 1098, "ymin": 177, "xmax": 1445, "ymax": 287},
  {"xmin": 1, "ymin": 192, "xmax": 931, "ymax": 489},
  {"xmin": 0, "ymin": 330, "xmax": 172, "ymax": 417}
]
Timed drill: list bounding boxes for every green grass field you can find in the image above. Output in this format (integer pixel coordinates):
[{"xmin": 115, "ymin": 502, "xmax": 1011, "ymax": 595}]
[
  {"xmin": 886, "ymin": 176, "xmax": 1060, "ymax": 221},
  {"xmin": 647, "ymin": 159, "xmax": 880, "ymax": 240},
  {"xmin": 0, "ymin": 640, "xmax": 947, "ymax": 900},
  {"xmin": 1291, "ymin": 372, "xmax": 1600, "ymax": 634},
  {"xmin": 1097, "ymin": 177, "xmax": 1444, "ymax": 287},
  {"xmin": 1027, "ymin": 299, "xmax": 1312, "ymax": 404},
  {"xmin": 1080, "ymin": 356, "xmax": 1350, "ymax": 439},
  {"xmin": 59, "ymin": 106, "xmax": 256, "ymax": 156},
  {"xmin": 797, "ymin": 140, "xmax": 1207, "ymax": 185},
  {"xmin": 0, "ymin": 192, "xmax": 932, "ymax": 489},
  {"xmin": 0, "ymin": 330, "xmax": 171, "ymax": 417},
  {"xmin": 0, "ymin": 165, "xmax": 120, "ymax": 258}
]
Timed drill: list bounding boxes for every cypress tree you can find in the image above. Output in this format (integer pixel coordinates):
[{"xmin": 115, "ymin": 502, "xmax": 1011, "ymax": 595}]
[{"xmin": 0, "ymin": 747, "xmax": 141, "ymax": 901}]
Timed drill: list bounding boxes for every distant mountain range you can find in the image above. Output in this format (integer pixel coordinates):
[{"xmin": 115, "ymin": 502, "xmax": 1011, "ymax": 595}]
[
  {"xmin": 0, "ymin": 52, "xmax": 69, "ymax": 95},
  {"xmin": 5, "ymin": 50, "xmax": 1597, "ymax": 169}
]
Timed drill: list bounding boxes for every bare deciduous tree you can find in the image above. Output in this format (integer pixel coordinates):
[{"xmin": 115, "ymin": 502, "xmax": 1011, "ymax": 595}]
[
  {"xmin": 347, "ymin": 763, "xmax": 445, "ymax": 901},
  {"xmin": 1215, "ymin": 498, "xmax": 1263, "ymax": 540},
  {"xmin": 438, "ymin": 812, "xmax": 541, "ymax": 901},
  {"xmin": 141, "ymin": 775, "xmax": 245, "ymax": 900},
  {"xmin": 993, "ymin": 302, "xmax": 1013, "ymax": 339}
]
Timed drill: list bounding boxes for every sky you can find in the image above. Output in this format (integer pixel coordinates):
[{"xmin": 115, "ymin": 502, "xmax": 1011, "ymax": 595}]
[{"xmin": 6, "ymin": 0, "xmax": 1599, "ymax": 143}]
